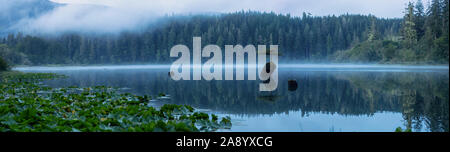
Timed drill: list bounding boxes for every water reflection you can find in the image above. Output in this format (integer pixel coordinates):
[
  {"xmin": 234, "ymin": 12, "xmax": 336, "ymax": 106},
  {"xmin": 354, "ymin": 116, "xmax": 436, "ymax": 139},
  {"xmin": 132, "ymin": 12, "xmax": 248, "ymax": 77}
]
[{"xmin": 22, "ymin": 67, "xmax": 448, "ymax": 132}]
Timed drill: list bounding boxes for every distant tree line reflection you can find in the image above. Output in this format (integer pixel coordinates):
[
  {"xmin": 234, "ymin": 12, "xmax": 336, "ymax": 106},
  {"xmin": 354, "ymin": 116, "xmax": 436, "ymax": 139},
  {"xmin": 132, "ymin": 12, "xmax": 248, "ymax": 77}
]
[{"xmin": 43, "ymin": 70, "xmax": 448, "ymax": 132}]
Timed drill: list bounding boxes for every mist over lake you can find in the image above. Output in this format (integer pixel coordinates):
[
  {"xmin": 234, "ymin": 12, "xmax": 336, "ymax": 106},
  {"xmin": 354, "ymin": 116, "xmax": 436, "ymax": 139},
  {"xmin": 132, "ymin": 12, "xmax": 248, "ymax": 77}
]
[{"xmin": 15, "ymin": 64, "xmax": 449, "ymax": 132}]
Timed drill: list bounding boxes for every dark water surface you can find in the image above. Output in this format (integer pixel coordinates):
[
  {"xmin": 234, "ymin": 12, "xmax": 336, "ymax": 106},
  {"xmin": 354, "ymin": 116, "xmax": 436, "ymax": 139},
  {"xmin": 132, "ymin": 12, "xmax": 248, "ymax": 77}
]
[{"xmin": 15, "ymin": 65, "xmax": 449, "ymax": 132}]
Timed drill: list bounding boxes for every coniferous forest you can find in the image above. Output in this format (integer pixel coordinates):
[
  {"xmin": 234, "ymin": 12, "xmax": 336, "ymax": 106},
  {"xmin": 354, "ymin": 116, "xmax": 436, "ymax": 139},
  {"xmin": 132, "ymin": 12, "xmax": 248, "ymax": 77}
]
[
  {"xmin": 0, "ymin": 0, "xmax": 448, "ymax": 67},
  {"xmin": 0, "ymin": 0, "xmax": 449, "ymax": 133}
]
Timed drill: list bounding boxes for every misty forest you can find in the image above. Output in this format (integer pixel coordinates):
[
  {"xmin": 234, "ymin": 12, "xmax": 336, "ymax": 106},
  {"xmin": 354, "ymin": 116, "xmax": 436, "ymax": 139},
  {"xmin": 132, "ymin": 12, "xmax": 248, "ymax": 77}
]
[
  {"xmin": 0, "ymin": 0, "xmax": 449, "ymax": 132},
  {"xmin": 0, "ymin": 0, "xmax": 448, "ymax": 67}
]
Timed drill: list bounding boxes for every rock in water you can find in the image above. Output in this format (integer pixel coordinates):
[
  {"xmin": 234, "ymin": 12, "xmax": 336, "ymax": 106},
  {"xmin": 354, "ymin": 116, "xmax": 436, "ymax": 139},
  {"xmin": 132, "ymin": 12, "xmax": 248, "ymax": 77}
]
[
  {"xmin": 260, "ymin": 62, "xmax": 276, "ymax": 78},
  {"xmin": 288, "ymin": 79, "xmax": 298, "ymax": 91}
]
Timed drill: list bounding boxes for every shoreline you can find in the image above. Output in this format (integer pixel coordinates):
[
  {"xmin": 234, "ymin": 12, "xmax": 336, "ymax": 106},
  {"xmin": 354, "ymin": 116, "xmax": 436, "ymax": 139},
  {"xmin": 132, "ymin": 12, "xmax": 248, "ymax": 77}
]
[{"xmin": 12, "ymin": 63, "xmax": 449, "ymax": 71}]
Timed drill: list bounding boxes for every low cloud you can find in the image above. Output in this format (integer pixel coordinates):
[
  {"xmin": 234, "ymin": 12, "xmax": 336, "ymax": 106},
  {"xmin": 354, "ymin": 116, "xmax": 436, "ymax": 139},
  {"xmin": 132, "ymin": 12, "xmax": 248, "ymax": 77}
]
[
  {"xmin": 3, "ymin": 0, "xmax": 411, "ymax": 35},
  {"xmin": 12, "ymin": 4, "xmax": 157, "ymax": 34}
]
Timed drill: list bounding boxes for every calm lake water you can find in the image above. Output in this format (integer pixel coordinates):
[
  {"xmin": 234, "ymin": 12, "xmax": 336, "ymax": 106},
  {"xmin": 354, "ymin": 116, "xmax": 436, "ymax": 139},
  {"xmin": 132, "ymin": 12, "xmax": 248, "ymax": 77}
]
[{"xmin": 15, "ymin": 64, "xmax": 449, "ymax": 132}]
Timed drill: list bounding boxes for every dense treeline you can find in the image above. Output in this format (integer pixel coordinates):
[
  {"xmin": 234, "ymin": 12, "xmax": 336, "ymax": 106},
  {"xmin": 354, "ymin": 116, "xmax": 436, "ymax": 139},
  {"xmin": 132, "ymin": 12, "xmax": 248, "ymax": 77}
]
[
  {"xmin": 335, "ymin": 0, "xmax": 449, "ymax": 64},
  {"xmin": 0, "ymin": 11, "xmax": 402, "ymax": 65},
  {"xmin": 1, "ymin": 0, "xmax": 448, "ymax": 66}
]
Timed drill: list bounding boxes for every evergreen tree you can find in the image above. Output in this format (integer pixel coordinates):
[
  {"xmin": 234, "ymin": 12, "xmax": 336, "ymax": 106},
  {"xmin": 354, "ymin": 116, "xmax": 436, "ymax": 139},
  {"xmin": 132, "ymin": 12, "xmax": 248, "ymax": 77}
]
[
  {"xmin": 414, "ymin": 0, "xmax": 426, "ymax": 39},
  {"xmin": 402, "ymin": 2, "xmax": 418, "ymax": 49},
  {"xmin": 368, "ymin": 16, "xmax": 380, "ymax": 41}
]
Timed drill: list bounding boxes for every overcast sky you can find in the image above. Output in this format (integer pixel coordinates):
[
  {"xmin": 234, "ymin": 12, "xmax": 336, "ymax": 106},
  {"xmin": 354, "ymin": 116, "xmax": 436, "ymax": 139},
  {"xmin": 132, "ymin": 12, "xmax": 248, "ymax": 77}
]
[
  {"xmin": 51, "ymin": 0, "xmax": 414, "ymax": 18},
  {"xmin": 7, "ymin": 0, "xmax": 417, "ymax": 34}
]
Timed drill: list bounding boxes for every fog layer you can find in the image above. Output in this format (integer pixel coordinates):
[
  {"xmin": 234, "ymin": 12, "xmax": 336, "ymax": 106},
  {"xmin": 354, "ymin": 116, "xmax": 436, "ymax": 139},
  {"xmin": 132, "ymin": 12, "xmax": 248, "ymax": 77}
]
[{"xmin": 1, "ymin": 0, "xmax": 410, "ymax": 35}]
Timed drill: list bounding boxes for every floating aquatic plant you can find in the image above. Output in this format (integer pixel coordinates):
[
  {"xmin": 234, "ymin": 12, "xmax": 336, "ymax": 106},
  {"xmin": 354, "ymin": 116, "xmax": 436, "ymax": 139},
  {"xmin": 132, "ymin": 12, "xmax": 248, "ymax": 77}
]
[{"xmin": 0, "ymin": 72, "xmax": 231, "ymax": 132}]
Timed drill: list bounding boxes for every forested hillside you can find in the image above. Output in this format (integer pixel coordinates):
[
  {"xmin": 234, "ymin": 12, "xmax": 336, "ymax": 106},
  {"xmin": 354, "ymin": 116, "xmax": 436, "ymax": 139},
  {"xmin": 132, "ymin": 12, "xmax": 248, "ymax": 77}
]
[
  {"xmin": 0, "ymin": 0, "xmax": 60, "ymax": 35},
  {"xmin": 334, "ymin": 0, "xmax": 449, "ymax": 64},
  {"xmin": 0, "ymin": 0, "xmax": 448, "ymax": 65},
  {"xmin": 0, "ymin": 11, "xmax": 401, "ymax": 65}
]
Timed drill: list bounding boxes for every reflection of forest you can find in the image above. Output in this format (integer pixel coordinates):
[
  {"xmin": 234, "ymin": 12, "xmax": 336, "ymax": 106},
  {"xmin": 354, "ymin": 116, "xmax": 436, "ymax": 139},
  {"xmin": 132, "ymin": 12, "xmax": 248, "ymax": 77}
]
[
  {"xmin": 43, "ymin": 69, "xmax": 448, "ymax": 132},
  {"xmin": 333, "ymin": 72, "xmax": 449, "ymax": 132}
]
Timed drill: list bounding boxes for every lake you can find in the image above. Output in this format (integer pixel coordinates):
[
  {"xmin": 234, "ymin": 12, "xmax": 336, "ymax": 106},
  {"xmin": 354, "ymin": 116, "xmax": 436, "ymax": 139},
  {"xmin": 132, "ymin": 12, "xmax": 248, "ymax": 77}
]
[{"xmin": 14, "ymin": 64, "xmax": 449, "ymax": 132}]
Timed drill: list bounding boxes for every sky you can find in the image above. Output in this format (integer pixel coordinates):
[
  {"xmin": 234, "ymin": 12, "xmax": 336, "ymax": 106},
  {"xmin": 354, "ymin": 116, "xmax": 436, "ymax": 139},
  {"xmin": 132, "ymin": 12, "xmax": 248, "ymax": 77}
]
[
  {"xmin": 51, "ymin": 0, "xmax": 413, "ymax": 18},
  {"xmin": 4, "ymin": 0, "xmax": 417, "ymax": 34}
]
